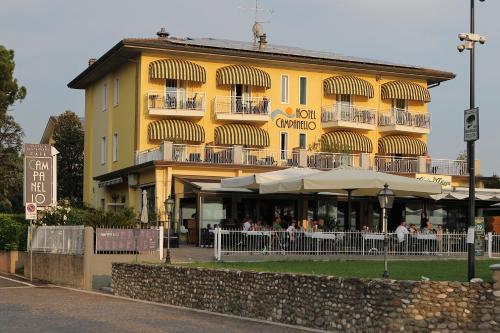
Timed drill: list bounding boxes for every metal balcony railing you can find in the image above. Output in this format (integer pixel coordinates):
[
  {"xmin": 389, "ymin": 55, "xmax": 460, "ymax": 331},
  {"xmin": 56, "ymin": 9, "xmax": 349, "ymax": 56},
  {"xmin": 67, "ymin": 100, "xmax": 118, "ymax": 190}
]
[
  {"xmin": 147, "ymin": 91, "xmax": 206, "ymax": 111},
  {"xmin": 214, "ymin": 96, "xmax": 271, "ymax": 115},
  {"xmin": 321, "ymin": 104, "xmax": 377, "ymax": 125},
  {"xmin": 378, "ymin": 108, "xmax": 431, "ymax": 129}
]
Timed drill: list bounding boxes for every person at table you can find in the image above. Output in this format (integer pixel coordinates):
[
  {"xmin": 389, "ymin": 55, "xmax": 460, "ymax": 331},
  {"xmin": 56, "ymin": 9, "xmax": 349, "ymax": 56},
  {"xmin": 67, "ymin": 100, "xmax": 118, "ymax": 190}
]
[
  {"xmin": 409, "ymin": 224, "xmax": 418, "ymax": 234},
  {"xmin": 437, "ymin": 224, "xmax": 444, "ymax": 253},
  {"xmin": 396, "ymin": 220, "xmax": 409, "ymax": 251},
  {"xmin": 272, "ymin": 218, "xmax": 282, "ymax": 231},
  {"xmin": 286, "ymin": 222, "xmax": 296, "ymax": 242},
  {"xmin": 243, "ymin": 218, "xmax": 252, "ymax": 231},
  {"xmin": 317, "ymin": 218, "xmax": 325, "ymax": 231}
]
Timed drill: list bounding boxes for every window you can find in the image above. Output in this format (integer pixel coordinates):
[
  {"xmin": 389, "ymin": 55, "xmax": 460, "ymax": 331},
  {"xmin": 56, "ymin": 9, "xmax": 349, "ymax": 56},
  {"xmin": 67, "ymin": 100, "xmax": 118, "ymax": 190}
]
[
  {"xmin": 231, "ymin": 84, "xmax": 251, "ymax": 113},
  {"xmin": 166, "ymin": 79, "xmax": 186, "ymax": 109},
  {"xmin": 113, "ymin": 78, "xmax": 119, "ymax": 107},
  {"xmin": 299, "ymin": 133, "xmax": 307, "ymax": 149},
  {"xmin": 280, "ymin": 132, "xmax": 288, "ymax": 160},
  {"xmin": 299, "ymin": 77, "xmax": 307, "ymax": 105},
  {"xmin": 112, "ymin": 133, "xmax": 118, "ymax": 162},
  {"xmin": 102, "ymin": 83, "xmax": 108, "ymax": 111},
  {"xmin": 337, "ymin": 94, "xmax": 352, "ymax": 120},
  {"xmin": 100, "ymin": 136, "xmax": 107, "ymax": 164},
  {"xmin": 280, "ymin": 75, "xmax": 289, "ymax": 104},
  {"xmin": 393, "ymin": 99, "xmax": 407, "ymax": 111}
]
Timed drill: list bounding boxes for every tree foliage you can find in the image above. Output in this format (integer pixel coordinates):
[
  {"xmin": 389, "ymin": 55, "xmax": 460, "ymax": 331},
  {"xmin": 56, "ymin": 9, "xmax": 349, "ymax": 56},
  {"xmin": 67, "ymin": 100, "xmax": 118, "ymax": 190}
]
[
  {"xmin": 53, "ymin": 111, "xmax": 84, "ymax": 205},
  {"xmin": 0, "ymin": 46, "xmax": 26, "ymax": 116}
]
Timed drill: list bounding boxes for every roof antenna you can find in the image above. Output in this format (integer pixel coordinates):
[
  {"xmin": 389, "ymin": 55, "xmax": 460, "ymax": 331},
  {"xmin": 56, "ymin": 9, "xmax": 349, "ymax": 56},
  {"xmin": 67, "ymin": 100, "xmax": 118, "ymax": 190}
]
[{"xmin": 239, "ymin": 0, "xmax": 274, "ymax": 43}]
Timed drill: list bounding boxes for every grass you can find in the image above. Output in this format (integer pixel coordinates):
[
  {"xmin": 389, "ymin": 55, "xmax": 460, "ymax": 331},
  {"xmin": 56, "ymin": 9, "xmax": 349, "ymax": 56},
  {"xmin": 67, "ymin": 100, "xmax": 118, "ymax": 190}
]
[{"xmin": 179, "ymin": 259, "xmax": 500, "ymax": 282}]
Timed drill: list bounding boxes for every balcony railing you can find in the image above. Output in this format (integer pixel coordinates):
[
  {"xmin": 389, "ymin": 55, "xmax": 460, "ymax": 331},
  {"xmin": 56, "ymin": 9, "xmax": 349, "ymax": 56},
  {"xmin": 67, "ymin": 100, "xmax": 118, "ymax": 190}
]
[
  {"xmin": 135, "ymin": 144, "xmax": 468, "ymax": 176},
  {"xmin": 321, "ymin": 104, "xmax": 377, "ymax": 126},
  {"xmin": 214, "ymin": 96, "xmax": 271, "ymax": 115},
  {"xmin": 378, "ymin": 108, "xmax": 431, "ymax": 130},
  {"xmin": 147, "ymin": 91, "xmax": 206, "ymax": 112}
]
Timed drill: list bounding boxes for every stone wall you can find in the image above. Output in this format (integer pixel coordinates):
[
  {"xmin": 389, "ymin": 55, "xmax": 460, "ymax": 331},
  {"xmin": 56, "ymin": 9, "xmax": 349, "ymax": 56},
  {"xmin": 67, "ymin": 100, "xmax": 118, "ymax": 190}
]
[{"xmin": 112, "ymin": 263, "xmax": 500, "ymax": 332}]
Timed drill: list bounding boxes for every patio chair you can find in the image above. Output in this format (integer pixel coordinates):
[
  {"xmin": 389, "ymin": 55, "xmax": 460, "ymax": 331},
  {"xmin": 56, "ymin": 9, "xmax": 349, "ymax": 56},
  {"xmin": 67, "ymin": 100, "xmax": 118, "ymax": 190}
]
[{"xmin": 186, "ymin": 93, "xmax": 198, "ymax": 110}]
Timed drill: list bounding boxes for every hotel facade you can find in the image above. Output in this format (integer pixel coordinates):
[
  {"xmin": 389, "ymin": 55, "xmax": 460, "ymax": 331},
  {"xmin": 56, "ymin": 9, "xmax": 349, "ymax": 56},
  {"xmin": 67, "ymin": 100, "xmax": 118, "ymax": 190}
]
[{"xmin": 69, "ymin": 29, "xmax": 496, "ymax": 243}]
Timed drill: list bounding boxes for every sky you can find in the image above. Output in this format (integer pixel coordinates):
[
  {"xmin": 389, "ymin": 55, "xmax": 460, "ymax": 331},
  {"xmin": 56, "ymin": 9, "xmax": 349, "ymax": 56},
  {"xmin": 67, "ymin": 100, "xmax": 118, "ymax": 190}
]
[{"xmin": 1, "ymin": 0, "xmax": 499, "ymax": 175}]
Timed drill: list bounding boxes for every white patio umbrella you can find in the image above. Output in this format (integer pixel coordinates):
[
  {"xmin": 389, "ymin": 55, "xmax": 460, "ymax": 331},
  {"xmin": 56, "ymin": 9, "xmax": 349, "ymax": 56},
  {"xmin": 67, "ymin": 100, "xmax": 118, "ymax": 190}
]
[
  {"xmin": 260, "ymin": 168, "xmax": 442, "ymax": 229},
  {"xmin": 221, "ymin": 167, "xmax": 322, "ymax": 189},
  {"xmin": 140, "ymin": 190, "xmax": 148, "ymax": 224}
]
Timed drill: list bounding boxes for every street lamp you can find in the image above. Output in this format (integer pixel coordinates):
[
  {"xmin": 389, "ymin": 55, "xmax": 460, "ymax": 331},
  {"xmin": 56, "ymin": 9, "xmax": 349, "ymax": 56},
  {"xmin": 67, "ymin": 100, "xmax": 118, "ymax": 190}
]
[
  {"xmin": 456, "ymin": 0, "xmax": 487, "ymax": 281},
  {"xmin": 378, "ymin": 183, "xmax": 395, "ymax": 278},
  {"xmin": 164, "ymin": 196, "xmax": 175, "ymax": 264}
]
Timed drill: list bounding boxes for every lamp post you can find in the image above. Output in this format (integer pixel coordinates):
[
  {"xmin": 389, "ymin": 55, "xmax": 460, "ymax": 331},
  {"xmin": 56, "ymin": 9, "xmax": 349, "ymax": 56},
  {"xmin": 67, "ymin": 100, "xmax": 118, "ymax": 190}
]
[
  {"xmin": 164, "ymin": 196, "xmax": 175, "ymax": 264},
  {"xmin": 378, "ymin": 184, "xmax": 395, "ymax": 278},
  {"xmin": 456, "ymin": 0, "xmax": 486, "ymax": 281}
]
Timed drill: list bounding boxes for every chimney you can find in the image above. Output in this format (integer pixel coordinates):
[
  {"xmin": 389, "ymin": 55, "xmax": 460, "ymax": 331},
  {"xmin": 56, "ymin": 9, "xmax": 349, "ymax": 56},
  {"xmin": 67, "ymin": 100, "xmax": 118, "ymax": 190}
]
[
  {"xmin": 258, "ymin": 34, "xmax": 267, "ymax": 50},
  {"xmin": 88, "ymin": 58, "xmax": 97, "ymax": 67},
  {"xmin": 156, "ymin": 27, "xmax": 169, "ymax": 38}
]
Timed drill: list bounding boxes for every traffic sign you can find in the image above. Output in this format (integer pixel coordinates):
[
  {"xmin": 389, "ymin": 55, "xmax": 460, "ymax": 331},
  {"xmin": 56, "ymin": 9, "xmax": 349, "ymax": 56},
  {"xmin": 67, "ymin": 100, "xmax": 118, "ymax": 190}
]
[
  {"xmin": 464, "ymin": 107, "xmax": 479, "ymax": 142},
  {"xmin": 25, "ymin": 203, "xmax": 37, "ymax": 220}
]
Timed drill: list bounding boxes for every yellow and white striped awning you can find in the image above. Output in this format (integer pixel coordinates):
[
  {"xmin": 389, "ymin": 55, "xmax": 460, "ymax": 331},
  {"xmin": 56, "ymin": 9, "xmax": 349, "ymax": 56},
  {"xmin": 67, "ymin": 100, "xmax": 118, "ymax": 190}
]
[
  {"xmin": 148, "ymin": 119, "xmax": 205, "ymax": 143},
  {"xmin": 378, "ymin": 135, "xmax": 427, "ymax": 155},
  {"xmin": 381, "ymin": 81, "xmax": 431, "ymax": 102},
  {"xmin": 214, "ymin": 124, "xmax": 270, "ymax": 147},
  {"xmin": 323, "ymin": 75, "xmax": 374, "ymax": 98},
  {"xmin": 216, "ymin": 65, "xmax": 271, "ymax": 89},
  {"xmin": 149, "ymin": 59, "xmax": 206, "ymax": 83},
  {"xmin": 320, "ymin": 131, "xmax": 373, "ymax": 153}
]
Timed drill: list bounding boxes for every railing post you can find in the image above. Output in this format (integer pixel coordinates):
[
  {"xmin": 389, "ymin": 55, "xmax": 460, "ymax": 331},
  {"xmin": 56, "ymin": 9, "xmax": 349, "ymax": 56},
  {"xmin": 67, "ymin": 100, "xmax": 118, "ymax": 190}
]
[
  {"xmin": 159, "ymin": 226, "xmax": 164, "ymax": 260},
  {"xmin": 360, "ymin": 153, "xmax": 371, "ymax": 170},
  {"xmin": 217, "ymin": 228, "xmax": 222, "ymax": 261},
  {"xmin": 298, "ymin": 149, "xmax": 307, "ymax": 168},
  {"xmin": 161, "ymin": 141, "xmax": 173, "ymax": 161},
  {"xmin": 232, "ymin": 145, "xmax": 243, "ymax": 165},
  {"xmin": 488, "ymin": 232, "xmax": 493, "ymax": 258},
  {"xmin": 417, "ymin": 156, "xmax": 427, "ymax": 173}
]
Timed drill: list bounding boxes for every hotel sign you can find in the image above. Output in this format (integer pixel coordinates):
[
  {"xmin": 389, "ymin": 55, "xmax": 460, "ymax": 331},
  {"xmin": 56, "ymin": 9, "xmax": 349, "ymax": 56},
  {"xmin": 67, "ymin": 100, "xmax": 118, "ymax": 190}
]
[
  {"xmin": 415, "ymin": 173, "xmax": 452, "ymax": 190},
  {"xmin": 272, "ymin": 107, "xmax": 317, "ymax": 130},
  {"xmin": 24, "ymin": 144, "xmax": 56, "ymax": 207}
]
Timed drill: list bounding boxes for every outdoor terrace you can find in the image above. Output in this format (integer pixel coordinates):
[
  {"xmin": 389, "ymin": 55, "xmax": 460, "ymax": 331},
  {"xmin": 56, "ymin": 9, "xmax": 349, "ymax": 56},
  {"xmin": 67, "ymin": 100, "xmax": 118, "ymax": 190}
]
[
  {"xmin": 214, "ymin": 96, "xmax": 271, "ymax": 123},
  {"xmin": 135, "ymin": 143, "xmax": 469, "ymax": 176},
  {"xmin": 147, "ymin": 91, "xmax": 206, "ymax": 118},
  {"xmin": 378, "ymin": 108, "xmax": 431, "ymax": 134},
  {"xmin": 321, "ymin": 104, "xmax": 377, "ymax": 130}
]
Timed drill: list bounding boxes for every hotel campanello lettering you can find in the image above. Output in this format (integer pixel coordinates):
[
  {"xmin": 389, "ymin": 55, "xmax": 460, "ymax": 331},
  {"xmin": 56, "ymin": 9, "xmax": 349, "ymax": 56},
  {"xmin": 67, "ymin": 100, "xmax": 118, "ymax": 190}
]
[{"xmin": 272, "ymin": 108, "xmax": 317, "ymax": 130}]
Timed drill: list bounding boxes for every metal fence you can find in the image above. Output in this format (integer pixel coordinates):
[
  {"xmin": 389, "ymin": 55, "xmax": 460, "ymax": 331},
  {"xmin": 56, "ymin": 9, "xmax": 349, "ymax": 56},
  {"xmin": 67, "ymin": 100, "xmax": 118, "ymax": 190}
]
[
  {"xmin": 30, "ymin": 226, "xmax": 85, "ymax": 255},
  {"xmin": 213, "ymin": 229, "xmax": 499, "ymax": 260},
  {"xmin": 95, "ymin": 227, "xmax": 161, "ymax": 254},
  {"xmin": 488, "ymin": 233, "xmax": 500, "ymax": 258}
]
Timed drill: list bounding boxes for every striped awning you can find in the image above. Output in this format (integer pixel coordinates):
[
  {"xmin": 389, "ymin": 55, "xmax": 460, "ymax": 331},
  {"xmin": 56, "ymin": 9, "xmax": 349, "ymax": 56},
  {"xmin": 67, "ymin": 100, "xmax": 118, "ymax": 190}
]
[
  {"xmin": 323, "ymin": 75, "xmax": 374, "ymax": 98},
  {"xmin": 149, "ymin": 59, "xmax": 206, "ymax": 83},
  {"xmin": 216, "ymin": 65, "xmax": 271, "ymax": 89},
  {"xmin": 378, "ymin": 135, "xmax": 427, "ymax": 155},
  {"xmin": 148, "ymin": 119, "xmax": 205, "ymax": 143},
  {"xmin": 381, "ymin": 81, "xmax": 431, "ymax": 102},
  {"xmin": 214, "ymin": 124, "xmax": 270, "ymax": 147},
  {"xmin": 320, "ymin": 131, "xmax": 373, "ymax": 153}
]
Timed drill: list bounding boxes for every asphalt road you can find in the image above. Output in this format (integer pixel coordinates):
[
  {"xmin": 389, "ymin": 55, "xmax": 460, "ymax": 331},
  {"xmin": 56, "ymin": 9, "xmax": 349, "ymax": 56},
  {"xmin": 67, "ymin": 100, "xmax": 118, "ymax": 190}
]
[{"xmin": 0, "ymin": 276, "xmax": 308, "ymax": 333}]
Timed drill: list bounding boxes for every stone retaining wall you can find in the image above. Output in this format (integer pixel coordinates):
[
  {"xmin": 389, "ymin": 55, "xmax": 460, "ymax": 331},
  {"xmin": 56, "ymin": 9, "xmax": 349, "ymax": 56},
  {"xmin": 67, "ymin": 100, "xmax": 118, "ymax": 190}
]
[{"xmin": 112, "ymin": 263, "xmax": 500, "ymax": 332}]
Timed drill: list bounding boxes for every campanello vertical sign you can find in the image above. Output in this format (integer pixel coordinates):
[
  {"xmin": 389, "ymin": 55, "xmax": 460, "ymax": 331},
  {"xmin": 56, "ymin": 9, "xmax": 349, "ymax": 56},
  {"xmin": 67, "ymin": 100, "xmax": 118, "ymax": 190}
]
[{"xmin": 24, "ymin": 144, "xmax": 53, "ymax": 206}]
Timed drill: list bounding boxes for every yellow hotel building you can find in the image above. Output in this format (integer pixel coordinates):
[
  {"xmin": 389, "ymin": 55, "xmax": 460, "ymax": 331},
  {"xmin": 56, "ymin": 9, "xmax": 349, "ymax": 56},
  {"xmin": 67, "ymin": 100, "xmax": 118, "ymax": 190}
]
[{"xmin": 69, "ymin": 29, "xmax": 489, "ymax": 241}]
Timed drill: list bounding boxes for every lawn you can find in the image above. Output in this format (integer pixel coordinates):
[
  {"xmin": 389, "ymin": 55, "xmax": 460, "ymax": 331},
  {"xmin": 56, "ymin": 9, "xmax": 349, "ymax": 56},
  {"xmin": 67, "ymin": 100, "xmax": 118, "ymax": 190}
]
[{"xmin": 180, "ymin": 259, "xmax": 500, "ymax": 282}]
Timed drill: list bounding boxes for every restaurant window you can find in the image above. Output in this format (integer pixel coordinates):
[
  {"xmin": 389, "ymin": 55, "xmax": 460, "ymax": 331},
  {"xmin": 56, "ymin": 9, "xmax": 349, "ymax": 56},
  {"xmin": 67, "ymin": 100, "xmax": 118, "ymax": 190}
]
[
  {"xmin": 405, "ymin": 202, "xmax": 423, "ymax": 227},
  {"xmin": 281, "ymin": 74, "xmax": 289, "ymax": 104},
  {"xmin": 337, "ymin": 94, "xmax": 351, "ymax": 120},
  {"xmin": 201, "ymin": 197, "xmax": 228, "ymax": 229},
  {"xmin": 299, "ymin": 133, "xmax": 307, "ymax": 149},
  {"xmin": 393, "ymin": 99, "xmax": 407, "ymax": 111},
  {"xmin": 100, "ymin": 136, "xmax": 106, "ymax": 164},
  {"xmin": 299, "ymin": 76, "xmax": 307, "ymax": 105},
  {"xmin": 113, "ymin": 78, "xmax": 119, "ymax": 107},
  {"xmin": 280, "ymin": 132, "xmax": 288, "ymax": 160},
  {"xmin": 166, "ymin": 79, "xmax": 186, "ymax": 109},
  {"xmin": 112, "ymin": 133, "xmax": 118, "ymax": 162},
  {"xmin": 102, "ymin": 83, "xmax": 108, "ymax": 111}
]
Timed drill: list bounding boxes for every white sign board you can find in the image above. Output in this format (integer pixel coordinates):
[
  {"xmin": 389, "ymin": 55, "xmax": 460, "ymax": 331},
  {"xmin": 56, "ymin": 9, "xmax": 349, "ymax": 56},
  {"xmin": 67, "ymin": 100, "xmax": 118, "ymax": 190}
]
[
  {"xmin": 25, "ymin": 203, "xmax": 37, "ymax": 220},
  {"xmin": 416, "ymin": 173, "xmax": 452, "ymax": 190},
  {"xmin": 464, "ymin": 107, "xmax": 479, "ymax": 142}
]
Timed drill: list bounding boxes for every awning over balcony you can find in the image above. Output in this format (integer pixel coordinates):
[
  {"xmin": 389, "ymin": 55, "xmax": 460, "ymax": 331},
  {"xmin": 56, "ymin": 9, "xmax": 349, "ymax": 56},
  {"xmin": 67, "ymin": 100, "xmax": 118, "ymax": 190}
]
[
  {"xmin": 148, "ymin": 119, "xmax": 205, "ymax": 143},
  {"xmin": 320, "ymin": 131, "xmax": 373, "ymax": 153},
  {"xmin": 216, "ymin": 65, "xmax": 271, "ymax": 89},
  {"xmin": 381, "ymin": 81, "xmax": 431, "ymax": 102},
  {"xmin": 378, "ymin": 135, "xmax": 427, "ymax": 155},
  {"xmin": 323, "ymin": 75, "xmax": 374, "ymax": 98},
  {"xmin": 149, "ymin": 59, "xmax": 206, "ymax": 83},
  {"xmin": 214, "ymin": 124, "xmax": 270, "ymax": 147}
]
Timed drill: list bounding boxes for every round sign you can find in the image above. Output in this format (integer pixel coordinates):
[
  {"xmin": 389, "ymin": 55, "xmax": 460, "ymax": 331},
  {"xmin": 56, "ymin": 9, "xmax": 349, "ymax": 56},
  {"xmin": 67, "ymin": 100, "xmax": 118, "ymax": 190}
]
[{"xmin": 26, "ymin": 203, "xmax": 36, "ymax": 213}]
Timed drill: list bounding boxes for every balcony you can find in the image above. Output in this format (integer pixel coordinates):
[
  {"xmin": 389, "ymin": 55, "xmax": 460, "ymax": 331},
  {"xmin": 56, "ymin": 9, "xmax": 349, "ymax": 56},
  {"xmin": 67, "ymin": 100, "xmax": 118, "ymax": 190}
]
[
  {"xmin": 147, "ymin": 91, "xmax": 206, "ymax": 118},
  {"xmin": 378, "ymin": 108, "xmax": 431, "ymax": 134},
  {"xmin": 321, "ymin": 104, "xmax": 377, "ymax": 130},
  {"xmin": 214, "ymin": 96, "xmax": 271, "ymax": 123},
  {"xmin": 135, "ymin": 143, "xmax": 469, "ymax": 176}
]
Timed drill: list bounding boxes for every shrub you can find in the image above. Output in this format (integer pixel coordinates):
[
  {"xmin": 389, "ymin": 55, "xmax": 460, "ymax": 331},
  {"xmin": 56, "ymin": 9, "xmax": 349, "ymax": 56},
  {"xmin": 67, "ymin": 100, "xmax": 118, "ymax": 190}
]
[
  {"xmin": 85, "ymin": 208, "xmax": 137, "ymax": 228},
  {"xmin": 0, "ymin": 214, "xmax": 28, "ymax": 251}
]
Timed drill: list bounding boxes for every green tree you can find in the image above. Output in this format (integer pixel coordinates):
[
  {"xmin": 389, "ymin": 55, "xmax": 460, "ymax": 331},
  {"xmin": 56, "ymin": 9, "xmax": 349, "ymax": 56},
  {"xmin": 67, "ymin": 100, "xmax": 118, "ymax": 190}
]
[
  {"xmin": 0, "ymin": 46, "xmax": 26, "ymax": 116},
  {"xmin": 53, "ymin": 111, "xmax": 84, "ymax": 204}
]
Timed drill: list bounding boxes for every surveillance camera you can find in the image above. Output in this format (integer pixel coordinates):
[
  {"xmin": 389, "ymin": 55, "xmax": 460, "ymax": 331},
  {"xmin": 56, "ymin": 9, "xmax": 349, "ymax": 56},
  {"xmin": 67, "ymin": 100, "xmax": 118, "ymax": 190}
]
[
  {"xmin": 479, "ymin": 36, "xmax": 486, "ymax": 44},
  {"xmin": 458, "ymin": 33, "xmax": 467, "ymax": 41},
  {"xmin": 457, "ymin": 44, "xmax": 466, "ymax": 52}
]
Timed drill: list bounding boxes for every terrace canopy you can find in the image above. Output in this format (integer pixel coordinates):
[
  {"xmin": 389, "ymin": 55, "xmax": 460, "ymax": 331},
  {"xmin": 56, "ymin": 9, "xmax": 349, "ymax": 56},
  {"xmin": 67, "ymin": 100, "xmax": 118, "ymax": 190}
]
[{"xmin": 221, "ymin": 167, "xmax": 321, "ymax": 190}]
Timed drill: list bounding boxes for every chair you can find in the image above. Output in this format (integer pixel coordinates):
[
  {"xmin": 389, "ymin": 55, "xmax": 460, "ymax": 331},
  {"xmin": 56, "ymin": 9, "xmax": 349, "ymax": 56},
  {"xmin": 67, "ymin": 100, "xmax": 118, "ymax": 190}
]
[{"xmin": 187, "ymin": 93, "xmax": 198, "ymax": 110}]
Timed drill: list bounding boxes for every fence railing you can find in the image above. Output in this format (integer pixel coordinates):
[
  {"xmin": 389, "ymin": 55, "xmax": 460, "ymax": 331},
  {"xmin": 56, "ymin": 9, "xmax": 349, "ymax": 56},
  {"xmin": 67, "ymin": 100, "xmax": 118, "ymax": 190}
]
[
  {"xmin": 214, "ymin": 96, "xmax": 271, "ymax": 115},
  {"xmin": 212, "ymin": 229, "xmax": 498, "ymax": 260},
  {"xmin": 172, "ymin": 144, "xmax": 234, "ymax": 164},
  {"xmin": 95, "ymin": 227, "xmax": 161, "ymax": 254},
  {"xmin": 135, "ymin": 146, "xmax": 162, "ymax": 164},
  {"xmin": 242, "ymin": 148, "xmax": 297, "ymax": 167},
  {"xmin": 427, "ymin": 158, "xmax": 467, "ymax": 176},
  {"xmin": 378, "ymin": 108, "xmax": 431, "ymax": 129},
  {"xmin": 307, "ymin": 152, "xmax": 361, "ymax": 169},
  {"xmin": 147, "ymin": 91, "xmax": 206, "ymax": 112},
  {"xmin": 321, "ymin": 104, "xmax": 377, "ymax": 125},
  {"xmin": 31, "ymin": 226, "xmax": 85, "ymax": 255},
  {"xmin": 375, "ymin": 156, "xmax": 418, "ymax": 174},
  {"xmin": 488, "ymin": 233, "xmax": 500, "ymax": 258}
]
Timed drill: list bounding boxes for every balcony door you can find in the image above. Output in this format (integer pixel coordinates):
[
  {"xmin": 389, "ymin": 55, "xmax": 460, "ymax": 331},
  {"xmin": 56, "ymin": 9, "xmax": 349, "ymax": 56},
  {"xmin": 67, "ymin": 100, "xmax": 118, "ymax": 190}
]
[
  {"xmin": 231, "ymin": 84, "xmax": 251, "ymax": 113},
  {"xmin": 336, "ymin": 94, "xmax": 352, "ymax": 121},
  {"xmin": 392, "ymin": 99, "xmax": 408, "ymax": 125},
  {"xmin": 166, "ymin": 79, "xmax": 186, "ymax": 109}
]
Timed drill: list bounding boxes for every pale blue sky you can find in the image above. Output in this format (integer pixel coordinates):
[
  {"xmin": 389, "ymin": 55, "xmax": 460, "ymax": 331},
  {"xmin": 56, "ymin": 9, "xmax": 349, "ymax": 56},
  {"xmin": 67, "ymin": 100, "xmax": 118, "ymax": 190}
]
[{"xmin": 1, "ymin": 0, "xmax": 499, "ymax": 175}]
